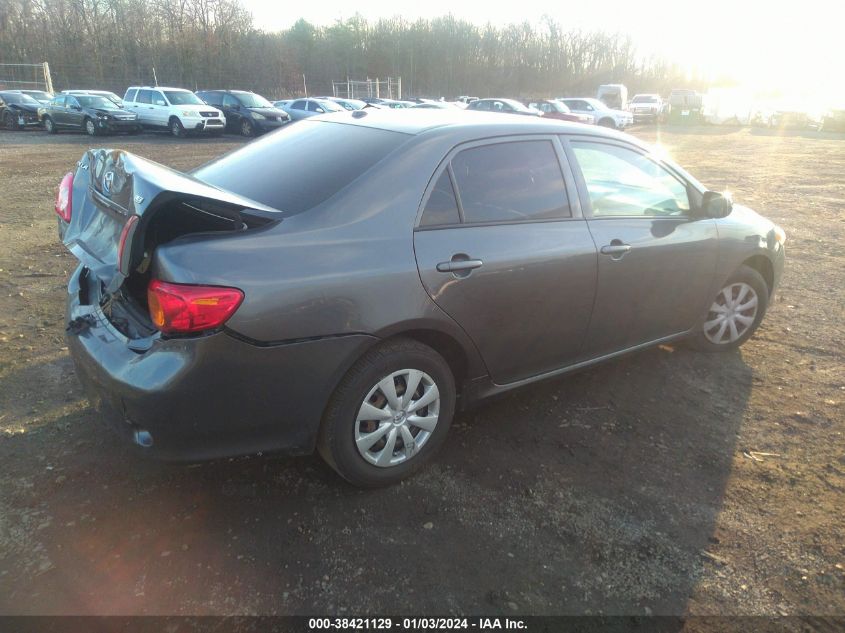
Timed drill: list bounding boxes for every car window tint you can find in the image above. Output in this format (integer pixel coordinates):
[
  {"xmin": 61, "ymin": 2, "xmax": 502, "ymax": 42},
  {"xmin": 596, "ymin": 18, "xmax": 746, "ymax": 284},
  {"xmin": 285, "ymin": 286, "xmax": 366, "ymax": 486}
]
[
  {"xmin": 572, "ymin": 142, "xmax": 690, "ymax": 217},
  {"xmin": 66, "ymin": 97, "xmax": 79, "ymax": 108},
  {"xmin": 137, "ymin": 90, "xmax": 152, "ymax": 104},
  {"xmin": 125, "ymin": 89, "xmax": 137, "ymax": 102},
  {"xmin": 152, "ymin": 91, "xmax": 167, "ymax": 106},
  {"xmin": 194, "ymin": 121, "xmax": 409, "ymax": 216},
  {"xmin": 53, "ymin": 96, "xmax": 66, "ymax": 107},
  {"xmin": 223, "ymin": 94, "xmax": 239, "ymax": 108},
  {"xmin": 420, "ymin": 170, "xmax": 460, "ymax": 227},
  {"xmin": 291, "ymin": 100, "xmax": 305, "ymax": 110},
  {"xmin": 451, "ymin": 141, "xmax": 571, "ymax": 223}
]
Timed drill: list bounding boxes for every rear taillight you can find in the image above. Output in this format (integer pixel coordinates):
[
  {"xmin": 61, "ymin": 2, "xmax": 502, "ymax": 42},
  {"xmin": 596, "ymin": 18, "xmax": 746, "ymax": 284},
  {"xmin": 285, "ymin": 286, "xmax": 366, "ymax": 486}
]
[
  {"xmin": 117, "ymin": 215, "xmax": 139, "ymax": 276},
  {"xmin": 147, "ymin": 280, "xmax": 244, "ymax": 334},
  {"xmin": 55, "ymin": 172, "xmax": 74, "ymax": 222}
]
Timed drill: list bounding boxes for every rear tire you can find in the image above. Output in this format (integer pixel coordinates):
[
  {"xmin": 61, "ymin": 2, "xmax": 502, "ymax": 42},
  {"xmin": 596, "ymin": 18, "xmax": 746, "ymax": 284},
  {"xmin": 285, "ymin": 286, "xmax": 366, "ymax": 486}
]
[
  {"xmin": 3, "ymin": 112, "xmax": 20, "ymax": 130},
  {"xmin": 318, "ymin": 338, "xmax": 456, "ymax": 487},
  {"xmin": 598, "ymin": 117, "xmax": 616, "ymax": 128},
  {"xmin": 44, "ymin": 116, "xmax": 57, "ymax": 134},
  {"xmin": 687, "ymin": 265, "xmax": 769, "ymax": 352}
]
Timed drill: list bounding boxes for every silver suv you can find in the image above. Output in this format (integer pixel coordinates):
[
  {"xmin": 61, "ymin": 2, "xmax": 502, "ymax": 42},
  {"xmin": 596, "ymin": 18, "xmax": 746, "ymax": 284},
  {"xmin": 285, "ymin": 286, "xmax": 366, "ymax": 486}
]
[{"xmin": 123, "ymin": 86, "xmax": 225, "ymax": 137}]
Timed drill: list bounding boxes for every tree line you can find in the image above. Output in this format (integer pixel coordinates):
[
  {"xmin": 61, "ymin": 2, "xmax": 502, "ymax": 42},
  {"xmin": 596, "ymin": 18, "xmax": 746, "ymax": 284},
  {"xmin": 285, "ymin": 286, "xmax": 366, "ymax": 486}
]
[{"xmin": 0, "ymin": 0, "xmax": 707, "ymax": 99}]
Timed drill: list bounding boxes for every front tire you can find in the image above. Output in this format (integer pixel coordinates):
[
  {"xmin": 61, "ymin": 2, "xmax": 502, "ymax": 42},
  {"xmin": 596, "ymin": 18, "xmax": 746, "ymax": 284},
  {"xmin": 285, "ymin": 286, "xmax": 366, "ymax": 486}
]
[
  {"xmin": 84, "ymin": 118, "xmax": 98, "ymax": 136},
  {"xmin": 240, "ymin": 119, "xmax": 254, "ymax": 137},
  {"xmin": 169, "ymin": 117, "xmax": 185, "ymax": 138},
  {"xmin": 44, "ymin": 116, "xmax": 57, "ymax": 134},
  {"xmin": 688, "ymin": 265, "xmax": 769, "ymax": 352},
  {"xmin": 598, "ymin": 117, "xmax": 616, "ymax": 128},
  {"xmin": 318, "ymin": 338, "xmax": 456, "ymax": 487}
]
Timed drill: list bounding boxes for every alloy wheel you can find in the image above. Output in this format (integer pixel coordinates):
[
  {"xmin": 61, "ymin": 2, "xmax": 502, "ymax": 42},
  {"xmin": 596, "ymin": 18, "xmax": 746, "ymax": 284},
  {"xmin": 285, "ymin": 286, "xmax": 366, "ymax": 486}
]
[
  {"xmin": 703, "ymin": 282, "xmax": 759, "ymax": 344},
  {"xmin": 85, "ymin": 119, "xmax": 96, "ymax": 135},
  {"xmin": 354, "ymin": 369, "xmax": 440, "ymax": 468}
]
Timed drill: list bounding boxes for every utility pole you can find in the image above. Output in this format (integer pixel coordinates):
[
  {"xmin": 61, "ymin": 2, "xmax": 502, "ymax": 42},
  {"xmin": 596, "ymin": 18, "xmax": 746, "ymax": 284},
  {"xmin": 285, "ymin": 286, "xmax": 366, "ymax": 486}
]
[
  {"xmin": 303, "ymin": 74, "xmax": 307, "ymax": 97},
  {"xmin": 152, "ymin": 67, "xmax": 158, "ymax": 86}
]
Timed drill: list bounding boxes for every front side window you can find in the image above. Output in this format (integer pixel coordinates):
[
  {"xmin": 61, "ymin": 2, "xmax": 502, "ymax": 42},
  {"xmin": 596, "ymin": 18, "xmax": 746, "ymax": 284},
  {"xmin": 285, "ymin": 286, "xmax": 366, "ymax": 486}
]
[
  {"xmin": 52, "ymin": 96, "xmax": 66, "ymax": 107},
  {"xmin": 572, "ymin": 141, "xmax": 690, "ymax": 217},
  {"xmin": 152, "ymin": 91, "xmax": 168, "ymax": 106},
  {"xmin": 222, "ymin": 94, "xmax": 239, "ymax": 108},
  {"xmin": 450, "ymin": 141, "xmax": 571, "ymax": 223},
  {"xmin": 291, "ymin": 100, "xmax": 306, "ymax": 110}
]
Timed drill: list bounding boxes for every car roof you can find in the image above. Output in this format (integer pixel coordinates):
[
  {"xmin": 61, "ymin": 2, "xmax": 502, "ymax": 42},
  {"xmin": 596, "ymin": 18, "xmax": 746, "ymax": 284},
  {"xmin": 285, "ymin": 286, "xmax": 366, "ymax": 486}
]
[
  {"xmin": 128, "ymin": 86, "xmax": 191, "ymax": 91},
  {"xmin": 309, "ymin": 108, "xmax": 638, "ymax": 142}
]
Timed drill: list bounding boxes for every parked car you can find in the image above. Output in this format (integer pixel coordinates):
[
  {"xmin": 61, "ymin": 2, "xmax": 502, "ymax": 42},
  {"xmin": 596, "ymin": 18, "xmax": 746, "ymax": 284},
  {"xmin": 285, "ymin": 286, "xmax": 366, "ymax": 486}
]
[
  {"xmin": 63, "ymin": 90, "xmax": 124, "ymax": 107},
  {"xmin": 466, "ymin": 98, "xmax": 541, "ymax": 116},
  {"xmin": 320, "ymin": 97, "xmax": 367, "ymax": 110},
  {"xmin": 820, "ymin": 107, "xmax": 845, "ymax": 132},
  {"xmin": 412, "ymin": 102, "xmax": 458, "ymax": 109},
  {"xmin": 558, "ymin": 97, "xmax": 633, "ymax": 129},
  {"xmin": 667, "ymin": 89, "xmax": 704, "ymax": 124},
  {"xmin": 596, "ymin": 84, "xmax": 628, "ymax": 110},
  {"xmin": 455, "ymin": 96, "xmax": 478, "ymax": 105},
  {"xmin": 40, "ymin": 93, "xmax": 141, "ymax": 135},
  {"xmin": 196, "ymin": 89, "xmax": 289, "ymax": 136},
  {"xmin": 0, "ymin": 90, "xmax": 42, "ymax": 130},
  {"xmin": 20, "ymin": 89, "xmax": 53, "ymax": 105},
  {"xmin": 56, "ymin": 109, "xmax": 785, "ymax": 486},
  {"xmin": 277, "ymin": 97, "xmax": 344, "ymax": 121},
  {"xmin": 529, "ymin": 99, "xmax": 593, "ymax": 124},
  {"xmin": 628, "ymin": 94, "xmax": 663, "ymax": 123},
  {"xmin": 123, "ymin": 86, "xmax": 225, "ymax": 137}
]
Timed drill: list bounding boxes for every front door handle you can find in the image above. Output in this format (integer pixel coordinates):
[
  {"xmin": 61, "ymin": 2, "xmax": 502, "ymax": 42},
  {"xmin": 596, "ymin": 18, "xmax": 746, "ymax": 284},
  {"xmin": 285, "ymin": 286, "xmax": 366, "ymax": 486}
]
[
  {"xmin": 436, "ymin": 259, "xmax": 483, "ymax": 273},
  {"xmin": 600, "ymin": 243, "xmax": 632, "ymax": 256}
]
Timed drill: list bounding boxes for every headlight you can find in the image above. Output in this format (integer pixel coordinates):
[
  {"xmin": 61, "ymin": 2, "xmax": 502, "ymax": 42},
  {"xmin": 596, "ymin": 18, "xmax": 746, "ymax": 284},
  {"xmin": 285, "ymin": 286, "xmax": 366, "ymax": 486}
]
[
  {"xmin": 96, "ymin": 113, "xmax": 109, "ymax": 119},
  {"xmin": 774, "ymin": 225, "xmax": 787, "ymax": 245},
  {"xmin": 250, "ymin": 111, "xmax": 266, "ymax": 120}
]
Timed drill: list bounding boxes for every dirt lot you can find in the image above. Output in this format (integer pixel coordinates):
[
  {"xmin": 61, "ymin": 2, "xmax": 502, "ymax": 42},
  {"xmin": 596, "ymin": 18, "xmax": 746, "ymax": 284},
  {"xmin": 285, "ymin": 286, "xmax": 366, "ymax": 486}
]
[{"xmin": 0, "ymin": 125, "xmax": 843, "ymax": 621}]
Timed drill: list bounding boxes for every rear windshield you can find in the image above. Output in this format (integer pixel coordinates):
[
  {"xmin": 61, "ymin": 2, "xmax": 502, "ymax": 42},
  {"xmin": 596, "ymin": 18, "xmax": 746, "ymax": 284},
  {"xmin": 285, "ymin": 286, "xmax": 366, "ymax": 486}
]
[{"xmin": 193, "ymin": 120, "xmax": 409, "ymax": 215}]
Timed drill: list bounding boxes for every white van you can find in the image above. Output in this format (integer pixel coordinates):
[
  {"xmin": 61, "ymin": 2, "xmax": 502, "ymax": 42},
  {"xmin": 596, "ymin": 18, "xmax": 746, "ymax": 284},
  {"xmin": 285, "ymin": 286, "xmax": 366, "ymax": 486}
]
[
  {"xmin": 596, "ymin": 84, "xmax": 628, "ymax": 111},
  {"xmin": 123, "ymin": 86, "xmax": 225, "ymax": 137}
]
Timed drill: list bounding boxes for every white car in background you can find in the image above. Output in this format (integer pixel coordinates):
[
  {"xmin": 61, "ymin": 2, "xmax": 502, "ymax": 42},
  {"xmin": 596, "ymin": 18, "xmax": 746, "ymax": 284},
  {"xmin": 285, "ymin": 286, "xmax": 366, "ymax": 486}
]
[
  {"xmin": 558, "ymin": 97, "xmax": 633, "ymax": 129},
  {"xmin": 123, "ymin": 86, "xmax": 225, "ymax": 137},
  {"xmin": 628, "ymin": 94, "xmax": 663, "ymax": 122}
]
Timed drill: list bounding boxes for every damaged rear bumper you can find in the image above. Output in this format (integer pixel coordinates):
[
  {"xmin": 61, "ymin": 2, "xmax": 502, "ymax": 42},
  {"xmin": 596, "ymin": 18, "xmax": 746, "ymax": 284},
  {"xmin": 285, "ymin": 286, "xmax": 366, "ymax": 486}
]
[{"xmin": 65, "ymin": 264, "xmax": 376, "ymax": 461}]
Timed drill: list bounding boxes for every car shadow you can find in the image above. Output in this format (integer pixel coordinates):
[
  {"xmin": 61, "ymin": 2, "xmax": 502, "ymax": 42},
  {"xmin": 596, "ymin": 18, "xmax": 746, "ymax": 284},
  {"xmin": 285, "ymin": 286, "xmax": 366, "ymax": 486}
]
[{"xmin": 0, "ymin": 343, "xmax": 752, "ymax": 618}]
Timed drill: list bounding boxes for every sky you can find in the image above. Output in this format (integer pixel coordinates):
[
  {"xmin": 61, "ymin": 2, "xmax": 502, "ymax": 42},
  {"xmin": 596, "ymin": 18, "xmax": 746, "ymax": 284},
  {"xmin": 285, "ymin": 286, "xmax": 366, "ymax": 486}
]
[{"xmin": 239, "ymin": 0, "xmax": 844, "ymax": 99}]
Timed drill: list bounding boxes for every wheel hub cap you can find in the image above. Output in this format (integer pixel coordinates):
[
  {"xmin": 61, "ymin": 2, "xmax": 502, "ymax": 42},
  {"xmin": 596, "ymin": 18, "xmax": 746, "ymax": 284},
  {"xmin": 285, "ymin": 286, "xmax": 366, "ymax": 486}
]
[
  {"xmin": 703, "ymin": 282, "xmax": 759, "ymax": 344},
  {"xmin": 354, "ymin": 369, "xmax": 440, "ymax": 468}
]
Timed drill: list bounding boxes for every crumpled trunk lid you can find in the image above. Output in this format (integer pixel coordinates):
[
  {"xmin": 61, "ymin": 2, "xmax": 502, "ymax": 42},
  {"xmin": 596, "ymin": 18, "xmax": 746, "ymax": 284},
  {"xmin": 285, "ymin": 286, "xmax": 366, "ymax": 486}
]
[{"xmin": 60, "ymin": 148, "xmax": 280, "ymax": 294}]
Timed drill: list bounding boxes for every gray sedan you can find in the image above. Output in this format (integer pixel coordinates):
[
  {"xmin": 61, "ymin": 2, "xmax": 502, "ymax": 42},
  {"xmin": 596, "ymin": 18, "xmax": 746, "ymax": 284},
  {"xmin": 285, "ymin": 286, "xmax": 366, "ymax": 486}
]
[
  {"xmin": 57, "ymin": 110, "xmax": 785, "ymax": 486},
  {"xmin": 275, "ymin": 97, "xmax": 344, "ymax": 121}
]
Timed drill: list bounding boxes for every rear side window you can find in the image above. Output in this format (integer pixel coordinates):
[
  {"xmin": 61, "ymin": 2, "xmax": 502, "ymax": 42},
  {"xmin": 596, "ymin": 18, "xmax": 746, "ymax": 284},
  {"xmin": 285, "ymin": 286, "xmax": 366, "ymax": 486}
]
[
  {"xmin": 420, "ymin": 171, "xmax": 460, "ymax": 227},
  {"xmin": 450, "ymin": 141, "xmax": 571, "ymax": 223},
  {"xmin": 291, "ymin": 100, "xmax": 306, "ymax": 110},
  {"xmin": 124, "ymin": 89, "xmax": 137, "ymax": 102},
  {"xmin": 137, "ymin": 90, "xmax": 152, "ymax": 104},
  {"xmin": 193, "ymin": 121, "xmax": 409, "ymax": 215}
]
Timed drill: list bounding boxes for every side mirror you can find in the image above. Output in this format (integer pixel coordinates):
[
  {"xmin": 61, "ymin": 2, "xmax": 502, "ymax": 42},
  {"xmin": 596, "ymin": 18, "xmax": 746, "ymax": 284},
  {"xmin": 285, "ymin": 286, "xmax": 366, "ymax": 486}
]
[{"xmin": 701, "ymin": 191, "xmax": 733, "ymax": 218}]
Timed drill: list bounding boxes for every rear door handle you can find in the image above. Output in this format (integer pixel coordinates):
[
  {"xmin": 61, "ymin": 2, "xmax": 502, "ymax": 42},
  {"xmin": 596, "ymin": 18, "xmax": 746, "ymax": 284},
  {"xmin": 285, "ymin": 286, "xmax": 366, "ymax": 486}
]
[
  {"xmin": 436, "ymin": 259, "xmax": 483, "ymax": 273},
  {"xmin": 600, "ymin": 243, "xmax": 632, "ymax": 255}
]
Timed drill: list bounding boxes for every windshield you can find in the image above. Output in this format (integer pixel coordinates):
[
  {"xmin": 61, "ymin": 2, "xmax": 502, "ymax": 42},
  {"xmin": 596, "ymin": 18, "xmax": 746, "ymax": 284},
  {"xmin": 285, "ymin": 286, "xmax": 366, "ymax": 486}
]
[
  {"xmin": 2, "ymin": 93, "xmax": 39, "ymax": 105},
  {"xmin": 164, "ymin": 91, "xmax": 203, "ymax": 106},
  {"xmin": 24, "ymin": 91, "xmax": 52, "ymax": 101},
  {"xmin": 632, "ymin": 95, "xmax": 658, "ymax": 103},
  {"xmin": 77, "ymin": 96, "xmax": 118, "ymax": 109},
  {"xmin": 585, "ymin": 98, "xmax": 609, "ymax": 110},
  {"xmin": 237, "ymin": 93, "xmax": 273, "ymax": 108},
  {"xmin": 95, "ymin": 92, "xmax": 122, "ymax": 103},
  {"xmin": 316, "ymin": 100, "xmax": 343, "ymax": 112}
]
